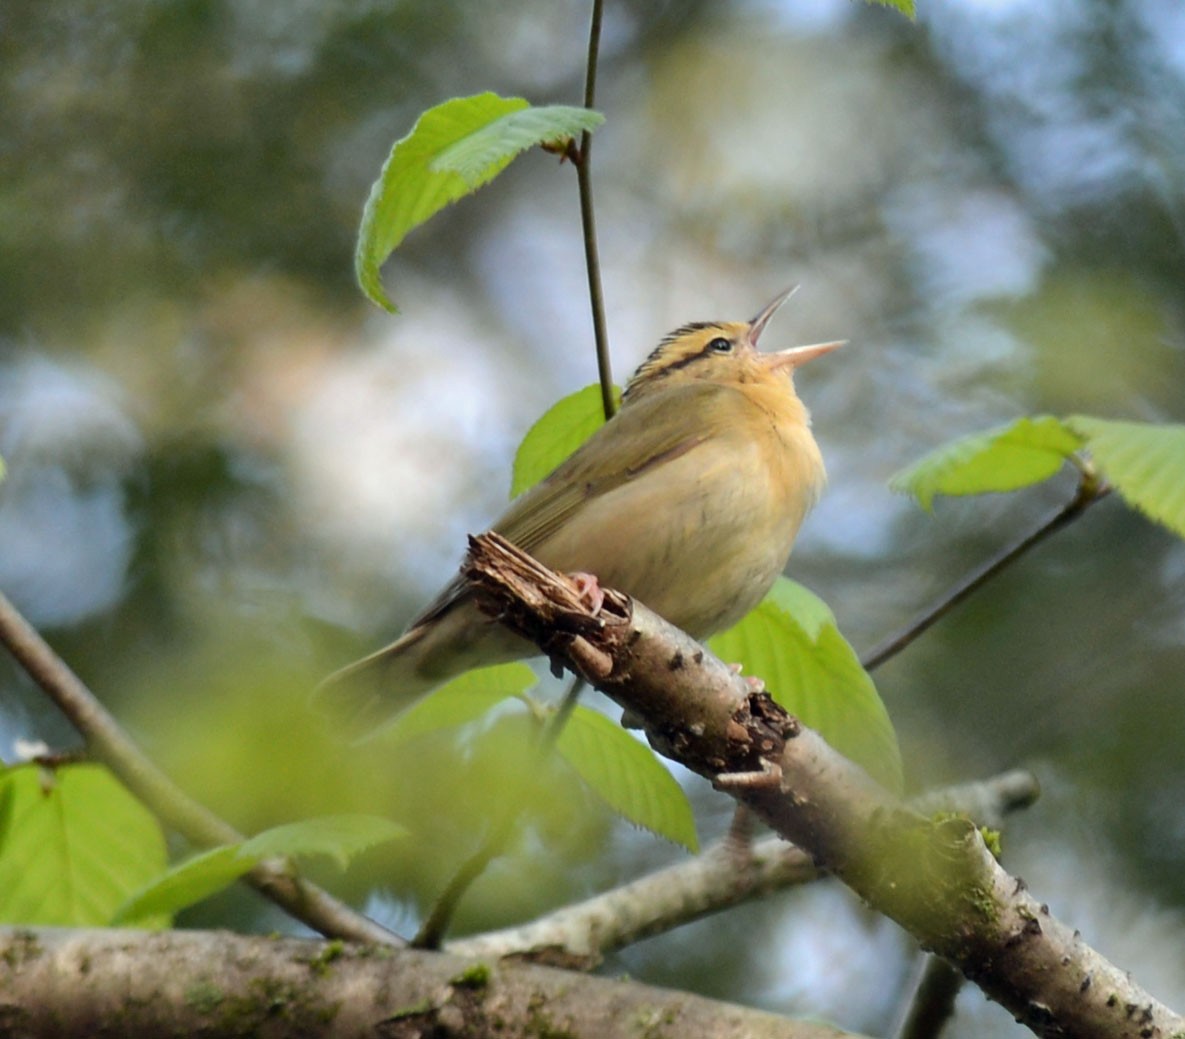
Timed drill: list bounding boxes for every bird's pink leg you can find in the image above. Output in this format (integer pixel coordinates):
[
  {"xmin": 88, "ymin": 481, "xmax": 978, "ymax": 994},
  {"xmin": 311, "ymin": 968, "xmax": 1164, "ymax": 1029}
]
[
  {"xmin": 570, "ymin": 571, "xmax": 604, "ymax": 614},
  {"xmin": 728, "ymin": 662, "xmax": 766, "ymax": 693}
]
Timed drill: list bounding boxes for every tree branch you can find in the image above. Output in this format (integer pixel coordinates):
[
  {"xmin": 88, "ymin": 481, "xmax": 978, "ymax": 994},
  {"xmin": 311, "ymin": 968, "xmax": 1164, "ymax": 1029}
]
[
  {"xmin": 0, "ymin": 588, "xmax": 399, "ymax": 947},
  {"xmin": 450, "ymin": 769, "xmax": 1038, "ymax": 962},
  {"xmin": 462, "ymin": 531, "xmax": 1184, "ymax": 1039},
  {"xmin": 0, "ymin": 926, "xmax": 860, "ymax": 1039}
]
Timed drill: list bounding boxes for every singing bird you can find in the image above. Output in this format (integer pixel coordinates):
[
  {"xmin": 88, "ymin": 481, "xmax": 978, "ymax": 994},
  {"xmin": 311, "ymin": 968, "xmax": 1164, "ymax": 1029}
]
[{"xmin": 317, "ymin": 288, "xmax": 841, "ymax": 732}]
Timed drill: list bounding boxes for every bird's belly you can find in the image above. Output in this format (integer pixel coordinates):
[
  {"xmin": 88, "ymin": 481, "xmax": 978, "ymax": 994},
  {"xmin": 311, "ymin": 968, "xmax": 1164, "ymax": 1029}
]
[{"xmin": 533, "ymin": 440, "xmax": 811, "ymax": 638}]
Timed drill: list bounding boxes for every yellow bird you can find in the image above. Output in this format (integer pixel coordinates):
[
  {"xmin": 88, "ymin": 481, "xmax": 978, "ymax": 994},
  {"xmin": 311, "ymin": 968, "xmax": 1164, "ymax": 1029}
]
[{"xmin": 317, "ymin": 288, "xmax": 841, "ymax": 731}]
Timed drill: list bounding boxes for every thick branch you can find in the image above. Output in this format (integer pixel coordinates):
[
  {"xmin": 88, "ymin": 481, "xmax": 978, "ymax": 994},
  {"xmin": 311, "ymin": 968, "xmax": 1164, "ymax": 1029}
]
[
  {"xmin": 463, "ymin": 532, "xmax": 1184, "ymax": 1039},
  {"xmin": 451, "ymin": 769, "xmax": 1038, "ymax": 962},
  {"xmin": 0, "ymin": 927, "xmax": 856, "ymax": 1039}
]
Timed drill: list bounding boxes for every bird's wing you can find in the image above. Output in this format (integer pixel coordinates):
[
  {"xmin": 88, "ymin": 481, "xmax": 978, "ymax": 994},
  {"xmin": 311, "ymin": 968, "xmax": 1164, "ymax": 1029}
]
[{"xmin": 407, "ymin": 382, "xmax": 728, "ymax": 628}]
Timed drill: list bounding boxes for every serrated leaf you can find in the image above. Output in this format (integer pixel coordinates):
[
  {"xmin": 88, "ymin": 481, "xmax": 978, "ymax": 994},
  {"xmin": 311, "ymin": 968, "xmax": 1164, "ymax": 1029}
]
[
  {"xmin": 382, "ymin": 662, "xmax": 538, "ymax": 746},
  {"xmin": 112, "ymin": 844, "xmax": 247, "ymax": 926},
  {"xmin": 710, "ymin": 578, "xmax": 904, "ymax": 793},
  {"xmin": 0, "ymin": 763, "xmax": 167, "ymax": 926},
  {"xmin": 114, "ymin": 814, "xmax": 405, "ymax": 924},
  {"xmin": 356, "ymin": 93, "xmax": 603, "ymax": 311},
  {"xmin": 239, "ymin": 814, "xmax": 406, "ymax": 870},
  {"xmin": 511, "ymin": 383, "xmax": 620, "ymax": 497},
  {"xmin": 556, "ymin": 705, "xmax": 698, "ymax": 850},
  {"xmin": 890, "ymin": 415, "xmax": 1084, "ymax": 510},
  {"xmin": 431, "ymin": 105, "xmax": 603, "ymax": 185},
  {"xmin": 1066, "ymin": 416, "xmax": 1185, "ymax": 540}
]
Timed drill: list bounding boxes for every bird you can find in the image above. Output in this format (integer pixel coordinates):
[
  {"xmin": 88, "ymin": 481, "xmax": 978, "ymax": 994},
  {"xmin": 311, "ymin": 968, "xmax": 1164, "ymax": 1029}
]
[{"xmin": 316, "ymin": 287, "xmax": 842, "ymax": 733}]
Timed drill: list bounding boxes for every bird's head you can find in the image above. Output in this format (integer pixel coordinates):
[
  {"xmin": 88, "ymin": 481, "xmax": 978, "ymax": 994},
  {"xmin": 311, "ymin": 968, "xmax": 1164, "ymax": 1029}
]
[{"xmin": 622, "ymin": 287, "xmax": 843, "ymax": 405}]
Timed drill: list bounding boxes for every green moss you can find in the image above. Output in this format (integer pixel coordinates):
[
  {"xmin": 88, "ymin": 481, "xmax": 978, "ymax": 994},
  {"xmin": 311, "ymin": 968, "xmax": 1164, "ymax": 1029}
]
[
  {"xmin": 307, "ymin": 939, "xmax": 346, "ymax": 976},
  {"xmin": 390, "ymin": 998, "xmax": 434, "ymax": 1019},
  {"xmin": 2, "ymin": 931, "xmax": 42, "ymax": 969},
  {"xmin": 450, "ymin": 962, "xmax": 491, "ymax": 990},
  {"xmin": 185, "ymin": 981, "xmax": 225, "ymax": 1015},
  {"xmin": 979, "ymin": 826, "xmax": 1002, "ymax": 858},
  {"xmin": 525, "ymin": 992, "xmax": 577, "ymax": 1039}
]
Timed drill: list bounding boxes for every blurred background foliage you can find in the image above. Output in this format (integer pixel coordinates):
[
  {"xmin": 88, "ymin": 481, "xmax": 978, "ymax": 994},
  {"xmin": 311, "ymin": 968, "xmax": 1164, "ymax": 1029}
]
[{"xmin": 2, "ymin": 0, "xmax": 1185, "ymax": 1034}]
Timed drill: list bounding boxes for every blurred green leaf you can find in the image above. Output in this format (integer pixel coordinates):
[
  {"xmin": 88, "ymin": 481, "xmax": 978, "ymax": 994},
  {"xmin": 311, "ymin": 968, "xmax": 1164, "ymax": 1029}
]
[
  {"xmin": 864, "ymin": 0, "xmax": 915, "ymax": 18},
  {"xmin": 356, "ymin": 93, "xmax": 603, "ymax": 311},
  {"xmin": 112, "ymin": 845, "xmax": 245, "ymax": 927},
  {"xmin": 890, "ymin": 415, "xmax": 1084, "ymax": 510},
  {"xmin": 239, "ymin": 814, "xmax": 406, "ymax": 869},
  {"xmin": 0, "ymin": 764, "xmax": 167, "ymax": 926},
  {"xmin": 710, "ymin": 578, "xmax": 904, "ymax": 793},
  {"xmin": 382, "ymin": 662, "xmax": 538, "ymax": 746},
  {"xmin": 511, "ymin": 383, "xmax": 620, "ymax": 497},
  {"xmin": 1067, "ymin": 417, "xmax": 1185, "ymax": 540},
  {"xmin": 115, "ymin": 814, "xmax": 405, "ymax": 924},
  {"xmin": 556, "ymin": 705, "xmax": 697, "ymax": 850}
]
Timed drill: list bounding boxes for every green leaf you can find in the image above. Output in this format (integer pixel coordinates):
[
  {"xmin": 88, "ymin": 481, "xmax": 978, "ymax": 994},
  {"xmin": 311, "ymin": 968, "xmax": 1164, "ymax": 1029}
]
[
  {"xmin": 112, "ymin": 845, "xmax": 247, "ymax": 926},
  {"xmin": 0, "ymin": 763, "xmax": 167, "ymax": 926},
  {"xmin": 431, "ymin": 105, "xmax": 604, "ymax": 184},
  {"xmin": 114, "ymin": 814, "xmax": 405, "ymax": 925},
  {"xmin": 556, "ymin": 705, "xmax": 698, "ymax": 851},
  {"xmin": 1066, "ymin": 417, "xmax": 1185, "ymax": 540},
  {"xmin": 890, "ymin": 415, "xmax": 1084, "ymax": 510},
  {"xmin": 382, "ymin": 662, "xmax": 538, "ymax": 746},
  {"xmin": 356, "ymin": 93, "xmax": 604, "ymax": 311},
  {"xmin": 863, "ymin": 0, "xmax": 916, "ymax": 18},
  {"xmin": 710, "ymin": 578, "xmax": 904, "ymax": 793},
  {"xmin": 511, "ymin": 384, "xmax": 620, "ymax": 497},
  {"xmin": 238, "ymin": 814, "xmax": 407, "ymax": 871}
]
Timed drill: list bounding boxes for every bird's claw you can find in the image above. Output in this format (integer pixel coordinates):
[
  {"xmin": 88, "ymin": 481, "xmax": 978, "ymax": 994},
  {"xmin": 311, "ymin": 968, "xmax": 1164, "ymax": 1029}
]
[
  {"xmin": 715, "ymin": 758, "xmax": 783, "ymax": 791},
  {"xmin": 727, "ymin": 661, "xmax": 765, "ymax": 694},
  {"xmin": 570, "ymin": 571, "xmax": 605, "ymax": 615}
]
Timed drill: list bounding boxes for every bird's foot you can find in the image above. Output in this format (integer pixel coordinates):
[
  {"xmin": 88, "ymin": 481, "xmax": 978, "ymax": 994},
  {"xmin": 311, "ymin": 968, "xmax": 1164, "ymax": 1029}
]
[
  {"xmin": 727, "ymin": 662, "xmax": 765, "ymax": 694},
  {"xmin": 570, "ymin": 571, "xmax": 605, "ymax": 615},
  {"xmin": 715, "ymin": 758, "xmax": 783, "ymax": 791}
]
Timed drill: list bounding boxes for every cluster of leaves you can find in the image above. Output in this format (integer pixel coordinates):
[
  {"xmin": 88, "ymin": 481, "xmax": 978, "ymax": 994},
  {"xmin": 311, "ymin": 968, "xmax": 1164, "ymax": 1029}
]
[{"xmin": 0, "ymin": 761, "xmax": 403, "ymax": 927}]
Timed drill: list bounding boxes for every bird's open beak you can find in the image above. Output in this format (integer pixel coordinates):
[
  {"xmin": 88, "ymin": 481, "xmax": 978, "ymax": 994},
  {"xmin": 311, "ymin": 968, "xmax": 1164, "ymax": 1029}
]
[
  {"xmin": 764, "ymin": 339, "xmax": 845, "ymax": 371},
  {"xmin": 748, "ymin": 285, "xmax": 800, "ymax": 345}
]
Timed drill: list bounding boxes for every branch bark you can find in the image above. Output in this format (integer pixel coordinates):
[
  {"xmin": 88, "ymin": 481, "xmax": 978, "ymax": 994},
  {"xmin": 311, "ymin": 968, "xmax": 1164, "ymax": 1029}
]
[
  {"xmin": 462, "ymin": 531, "xmax": 1185, "ymax": 1039},
  {"xmin": 0, "ymin": 927, "xmax": 856, "ymax": 1039},
  {"xmin": 450, "ymin": 769, "xmax": 1039, "ymax": 962}
]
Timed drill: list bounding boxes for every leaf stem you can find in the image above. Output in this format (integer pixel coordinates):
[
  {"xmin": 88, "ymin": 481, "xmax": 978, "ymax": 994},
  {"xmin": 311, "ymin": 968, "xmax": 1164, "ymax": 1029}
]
[
  {"xmin": 414, "ymin": 677, "xmax": 586, "ymax": 948},
  {"xmin": 0, "ymin": 587, "xmax": 400, "ymax": 945},
  {"xmin": 861, "ymin": 475, "xmax": 1111, "ymax": 672},
  {"xmin": 576, "ymin": 0, "xmax": 615, "ymax": 421}
]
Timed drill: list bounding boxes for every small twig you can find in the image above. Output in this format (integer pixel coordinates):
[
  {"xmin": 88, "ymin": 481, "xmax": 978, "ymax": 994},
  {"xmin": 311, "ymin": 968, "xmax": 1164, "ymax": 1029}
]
[
  {"xmin": 861, "ymin": 474, "xmax": 1111, "ymax": 672},
  {"xmin": 893, "ymin": 955, "xmax": 965, "ymax": 1039},
  {"xmin": 414, "ymin": 675, "xmax": 587, "ymax": 948},
  {"xmin": 575, "ymin": 0, "xmax": 615, "ymax": 421},
  {"xmin": 0, "ymin": 588, "xmax": 400, "ymax": 946}
]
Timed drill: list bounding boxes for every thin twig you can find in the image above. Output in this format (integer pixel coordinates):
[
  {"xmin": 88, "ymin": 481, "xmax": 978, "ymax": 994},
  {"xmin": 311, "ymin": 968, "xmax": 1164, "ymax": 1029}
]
[
  {"xmin": 414, "ymin": 676, "xmax": 587, "ymax": 948},
  {"xmin": 893, "ymin": 955, "xmax": 965, "ymax": 1039},
  {"xmin": 0, "ymin": 588, "xmax": 400, "ymax": 946},
  {"xmin": 575, "ymin": 0, "xmax": 615, "ymax": 421},
  {"xmin": 861, "ymin": 475, "xmax": 1110, "ymax": 672}
]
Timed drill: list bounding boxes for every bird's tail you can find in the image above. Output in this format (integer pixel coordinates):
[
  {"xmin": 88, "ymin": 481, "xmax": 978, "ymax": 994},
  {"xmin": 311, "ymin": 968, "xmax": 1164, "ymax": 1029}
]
[{"xmin": 311, "ymin": 627, "xmax": 441, "ymax": 739}]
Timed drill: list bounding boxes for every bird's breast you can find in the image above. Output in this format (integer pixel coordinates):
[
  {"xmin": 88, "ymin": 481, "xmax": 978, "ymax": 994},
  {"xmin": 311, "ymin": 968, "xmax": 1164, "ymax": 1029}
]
[{"xmin": 532, "ymin": 391, "xmax": 825, "ymax": 639}]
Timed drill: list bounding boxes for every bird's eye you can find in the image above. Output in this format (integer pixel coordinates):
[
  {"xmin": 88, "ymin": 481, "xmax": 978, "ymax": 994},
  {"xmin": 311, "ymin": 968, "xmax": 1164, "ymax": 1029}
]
[{"xmin": 708, "ymin": 337, "xmax": 733, "ymax": 354}]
